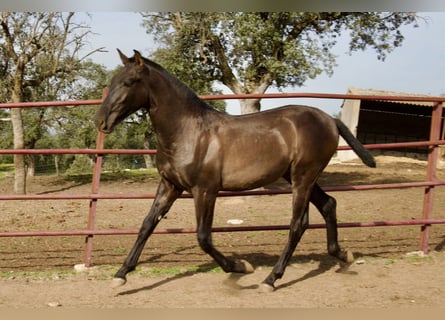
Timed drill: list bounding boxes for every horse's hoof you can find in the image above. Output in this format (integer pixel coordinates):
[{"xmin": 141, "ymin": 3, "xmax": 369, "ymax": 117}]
[
  {"xmin": 260, "ymin": 283, "xmax": 275, "ymax": 293},
  {"xmin": 111, "ymin": 277, "xmax": 127, "ymax": 288},
  {"xmin": 345, "ymin": 250, "xmax": 355, "ymax": 264},
  {"xmin": 240, "ymin": 259, "xmax": 255, "ymax": 273},
  {"xmin": 336, "ymin": 250, "xmax": 354, "ymax": 264}
]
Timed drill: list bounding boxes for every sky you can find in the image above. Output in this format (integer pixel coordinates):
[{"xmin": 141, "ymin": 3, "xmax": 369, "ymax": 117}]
[{"xmin": 83, "ymin": 12, "xmax": 445, "ymax": 115}]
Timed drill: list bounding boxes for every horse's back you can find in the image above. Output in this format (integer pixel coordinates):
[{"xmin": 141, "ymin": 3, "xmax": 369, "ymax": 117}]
[
  {"xmin": 273, "ymin": 105, "xmax": 338, "ymax": 150},
  {"xmin": 212, "ymin": 105, "xmax": 339, "ymax": 190},
  {"xmin": 221, "ymin": 105, "xmax": 339, "ymax": 153}
]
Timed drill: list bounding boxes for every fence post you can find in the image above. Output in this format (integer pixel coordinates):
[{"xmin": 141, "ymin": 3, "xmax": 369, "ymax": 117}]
[
  {"xmin": 83, "ymin": 90, "xmax": 106, "ymax": 267},
  {"xmin": 82, "ymin": 131, "xmax": 105, "ymax": 267},
  {"xmin": 419, "ymin": 102, "xmax": 443, "ymax": 252}
]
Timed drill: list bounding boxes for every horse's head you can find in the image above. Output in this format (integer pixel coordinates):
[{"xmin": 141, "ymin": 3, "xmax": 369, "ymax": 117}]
[{"xmin": 94, "ymin": 49, "xmax": 150, "ymax": 133}]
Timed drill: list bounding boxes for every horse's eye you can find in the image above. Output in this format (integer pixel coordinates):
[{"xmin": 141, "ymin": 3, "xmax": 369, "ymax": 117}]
[
  {"xmin": 123, "ymin": 79, "xmax": 134, "ymax": 87},
  {"xmin": 123, "ymin": 77, "xmax": 140, "ymax": 87}
]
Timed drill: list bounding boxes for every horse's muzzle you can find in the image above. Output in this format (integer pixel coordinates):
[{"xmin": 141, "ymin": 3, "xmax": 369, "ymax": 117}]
[{"xmin": 94, "ymin": 117, "xmax": 111, "ymax": 134}]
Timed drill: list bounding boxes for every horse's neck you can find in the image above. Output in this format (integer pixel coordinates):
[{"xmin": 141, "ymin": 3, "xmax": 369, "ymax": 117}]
[{"xmin": 147, "ymin": 74, "xmax": 206, "ymax": 143}]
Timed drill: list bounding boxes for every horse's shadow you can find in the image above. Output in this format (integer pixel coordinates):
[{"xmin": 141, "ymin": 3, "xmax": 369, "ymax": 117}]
[
  {"xmin": 115, "ymin": 261, "xmax": 219, "ymax": 296},
  {"xmin": 115, "ymin": 253, "xmax": 357, "ymax": 296},
  {"xmin": 36, "ymin": 182, "xmax": 87, "ymax": 194},
  {"xmin": 434, "ymin": 235, "xmax": 445, "ymax": 252},
  {"xmin": 275, "ymin": 254, "xmax": 357, "ymax": 290}
]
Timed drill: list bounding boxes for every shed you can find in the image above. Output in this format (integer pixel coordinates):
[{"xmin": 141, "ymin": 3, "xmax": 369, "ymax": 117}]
[{"xmin": 338, "ymin": 87, "xmax": 444, "ymax": 162}]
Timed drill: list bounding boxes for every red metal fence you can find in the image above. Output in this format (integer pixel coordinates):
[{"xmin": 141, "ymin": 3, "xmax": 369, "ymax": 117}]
[{"xmin": 0, "ymin": 92, "xmax": 444, "ymax": 267}]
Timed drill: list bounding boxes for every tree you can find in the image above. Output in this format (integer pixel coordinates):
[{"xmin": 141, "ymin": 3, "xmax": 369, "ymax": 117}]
[
  {"xmin": 0, "ymin": 108, "xmax": 12, "ymax": 164},
  {"xmin": 43, "ymin": 60, "xmax": 111, "ymax": 175},
  {"xmin": 0, "ymin": 12, "xmax": 104, "ymax": 193},
  {"xmin": 141, "ymin": 12, "xmax": 419, "ymax": 114}
]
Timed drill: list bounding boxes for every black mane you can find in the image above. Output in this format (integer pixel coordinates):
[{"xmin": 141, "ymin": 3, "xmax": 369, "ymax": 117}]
[{"xmin": 128, "ymin": 55, "xmax": 213, "ymax": 111}]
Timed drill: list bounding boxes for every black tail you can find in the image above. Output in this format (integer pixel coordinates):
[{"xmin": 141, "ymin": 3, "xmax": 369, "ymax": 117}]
[{"xmin": 334, "ymin": 118, "xmax": 376, "ymax": 168}]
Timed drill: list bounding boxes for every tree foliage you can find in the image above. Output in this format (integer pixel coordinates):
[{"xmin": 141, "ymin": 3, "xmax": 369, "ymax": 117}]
[
  {"xmin": 149, "ymin": 46, "xmax": 226, "ymax": 112},
  {"xmin": 0, "ymin": 12, "xmax": 106, "ymax": 192},
  {"xmin": 141, "ymin": 12, "xmax": 419, "ymax": 114}
]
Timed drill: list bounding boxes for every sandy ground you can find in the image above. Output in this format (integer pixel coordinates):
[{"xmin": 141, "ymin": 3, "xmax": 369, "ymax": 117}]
[{"xmin": 0, "ymin": 155, "xmax": 444, "ymax": 308}]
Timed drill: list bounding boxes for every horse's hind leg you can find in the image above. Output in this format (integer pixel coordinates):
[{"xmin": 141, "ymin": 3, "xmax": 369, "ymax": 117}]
[
  {"xmin": 310, "ymin": 183, "xmax": 354, "ymax": 263},
  {"xmin": 112, "ymin": 178, "xmax": 182, "ymax": 287},
  {"xmin": 193, "ymin": 188, "xmax": 254, "ymax": 274}
]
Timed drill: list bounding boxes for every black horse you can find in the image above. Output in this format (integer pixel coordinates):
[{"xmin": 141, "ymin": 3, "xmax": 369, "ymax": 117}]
[{"xmin": 94, "ymin": 50, "xmax": 375, "ymax": 291}]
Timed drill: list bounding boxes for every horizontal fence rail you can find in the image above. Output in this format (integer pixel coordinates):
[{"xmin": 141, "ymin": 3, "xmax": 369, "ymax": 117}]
[
  {"xmin": 0, "ymin": 92, "xmax": 444, "ymax": 267},
  {"xmin": 0, "ymin": 180, "xmax": 445, "ymax": 201},
  {"xmin": 3, "ymin": 219, "xmax": 445, "ymax": 238},
  {"xmin": 2, "ymin": 140, "xmax": 445, "ymax": 155}
]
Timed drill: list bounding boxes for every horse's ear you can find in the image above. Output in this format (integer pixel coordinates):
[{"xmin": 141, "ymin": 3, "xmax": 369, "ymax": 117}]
[
  {"xmin": 117, "ymin": 49, "xmax": 130, "ymax": 65},
  {"xmin": 133, "ymin": 50, "xmax": 145, "ymax": 67}
]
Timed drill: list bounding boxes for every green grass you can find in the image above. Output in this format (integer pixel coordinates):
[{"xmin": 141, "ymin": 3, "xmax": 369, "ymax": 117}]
[
  {"xmin": 0, "ymin": 163, "xmax": 14, "ymax": 178},
  {"xmin": 0, "ymin": 163, "xmax": 161, "ymax": 182},
  {"xmin": 63, "ymin": 168, "xmax": 160, "ymax": 183},
  {"xmin": 137, "ymin": 265, "xmax": 223, "ymax": 276},
  {"xmin": 0, "ymin": 264, "xmax": 223, "ymax": 281},
  {"xmin": 0, "ymin": 269, "xmax": 76, "ymax": 280},
  {"xmin": 384, "ymin": 259, "xmax": 396, "ymax": 265},
  {"xmin": 404, "ymin": 253, "xmax": 432, "ymax": 263},
  {"xmin": 114, "ymin": 247, "xmax": 127, "ymax": 254}
]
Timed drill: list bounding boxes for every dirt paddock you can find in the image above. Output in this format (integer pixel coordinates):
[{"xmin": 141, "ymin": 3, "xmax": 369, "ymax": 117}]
[{"xmin": 0, "ymin": 155, "xmax": 444, "ymax": 308}]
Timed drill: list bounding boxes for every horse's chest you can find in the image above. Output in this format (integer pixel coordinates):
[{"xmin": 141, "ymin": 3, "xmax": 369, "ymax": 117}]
[
  {"xmin": 156, "ymin": 157, "xmax": 190, "ymax": 189},
  {"xmin": 156, "ymin": 139, "xmax": 221, "ymax": 189}
]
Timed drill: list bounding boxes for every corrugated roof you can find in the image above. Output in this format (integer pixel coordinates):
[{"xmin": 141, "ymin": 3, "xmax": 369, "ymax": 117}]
[{"xmin": 346, "ymin": 87, "xmax": 436, "ymax": 107}]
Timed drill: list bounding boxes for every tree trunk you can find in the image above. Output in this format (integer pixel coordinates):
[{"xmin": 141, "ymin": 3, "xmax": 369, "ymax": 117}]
[
  {"xmin": 223, "ymin": 74, "xmax": 271, "ymax": 115},
  {"xmin": 143, "ymin": 130, "xmax": 155, "ymax": 169},
  {"xmin": 54, "ymin": 155, "xmax": 60, "ymax": 176},
  {"xmin": 27, "ymin": 155, "xmax": 35, "ymax": 177},
  {"xmin": 239, "ymin": 98, "xmax": 261, "ymax": 114},
  {"xmin": 10, "ymin": 107, "xmax": 27, "ymax": 194}
]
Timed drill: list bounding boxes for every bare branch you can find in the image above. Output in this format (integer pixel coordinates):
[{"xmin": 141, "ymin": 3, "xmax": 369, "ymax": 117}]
[{"xmin": 80, "ymin": 47, "xmax": 107, "ymax": 61}]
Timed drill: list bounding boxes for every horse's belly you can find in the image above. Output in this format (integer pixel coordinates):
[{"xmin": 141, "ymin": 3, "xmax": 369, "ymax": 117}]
[{"xmin": 221, "ymin": 158, "xmax": 288, "ymax": 191}]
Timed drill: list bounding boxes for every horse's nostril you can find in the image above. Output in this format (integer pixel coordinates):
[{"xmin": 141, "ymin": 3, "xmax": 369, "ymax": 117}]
[
  {"xmin": 94, "ymin": 118, "xmax": 106, "ymax": 131},
  {"xmin": 96, "ymin": 119, "xmax": 113, "ymax": 134}
]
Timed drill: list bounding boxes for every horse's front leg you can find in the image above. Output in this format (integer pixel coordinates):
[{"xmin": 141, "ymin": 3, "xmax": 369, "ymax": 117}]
[
  {"xmin": 112, "ymin": 178, "xmax": 182, "ymax": 287},
  {"xmin": 262, "ymin": 183, "xmax": 311, "ymax": 291},
  {"xmin": 193, "ymin": 188, "xmax": 254, "ymax": 274}
]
